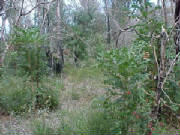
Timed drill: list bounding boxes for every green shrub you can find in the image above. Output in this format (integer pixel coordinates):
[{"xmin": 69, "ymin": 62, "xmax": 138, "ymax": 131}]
[
  {"xmin": 97, "ymin": 41, "xmax": 154, "ymax": 134},
  {"xmin": 32, "ymin": 95, "xmax": 171, "ymax": 135},
  {"xmin": 0, "ymin": 76, "xmax": 61, "ymax": 114},
  {"xmin": 0, "ymin": 27, "xmax": 62, "ymax": 114},
  {"xmin": 10, "ymin": 27, "xmax": 47, "ymax": 85},
  {"xmin": 35, "ymin": 86, "xmax": 59, "ymax": 110},
  {"xmin": 64, "ymin": 26, "xmax": 87, "ymax": 63},
  {"xmin": 0, "ymin": 77, "xmax": 33, "ymax": 114}
]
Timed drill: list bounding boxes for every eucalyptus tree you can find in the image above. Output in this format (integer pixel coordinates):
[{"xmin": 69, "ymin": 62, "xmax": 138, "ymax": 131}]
[{"xmin": 55, "ymin": 0, "xmax": 64, "ymax": 72}]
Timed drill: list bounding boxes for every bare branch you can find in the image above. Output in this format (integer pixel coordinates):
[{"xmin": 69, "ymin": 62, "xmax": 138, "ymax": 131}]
[{"xmin": 15, "ymin": 0, "xmax": 25, "ymax": 25}]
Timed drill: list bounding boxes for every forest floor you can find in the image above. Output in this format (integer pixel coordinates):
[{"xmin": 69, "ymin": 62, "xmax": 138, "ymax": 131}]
[
  {"xmin": 0, "ymin": 60, "xmax": 179, "ymax": 135},
  {"xmin": 0, "ymin": 60, "xmax": 105, "ymax": 135}
]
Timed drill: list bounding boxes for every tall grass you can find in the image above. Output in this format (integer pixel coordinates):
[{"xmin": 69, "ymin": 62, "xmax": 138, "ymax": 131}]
[
  {"xmin": 31, "ymin": 97, "xmax": 114, "ymax": 135},
  {"xmin": 0, "ymin": 76, "xmax": 62, "ymax": 114}
]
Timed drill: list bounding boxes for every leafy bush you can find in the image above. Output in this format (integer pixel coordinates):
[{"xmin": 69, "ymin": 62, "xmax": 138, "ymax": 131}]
[
  {"xmin": 10, "ymin": 27, "xmax": 47, "ymax": 85},
  {"xmin": 35, "ymin": 86, "xmax": 59, "ymax": 110},
  {"xmin": 0, "ymin": 77, "xmax": 34, "ymax": 114},
  {"xmin": 0, "ymin": 27, "xmax": 60, "ymax": 114},
  {"xmin": 0, "ymin": 76, "xmax": 61, "ymax": 114},
  {"xmin": 97, "ymin": 41, "xmax": 154, "ymax": 134},
  {"xmin": 90, "ymin": 34, "xmax": 106, "ymax": 58},
  {"xmin": 64, "ymin": 26, "xmax": 87, "ymax": 63}
]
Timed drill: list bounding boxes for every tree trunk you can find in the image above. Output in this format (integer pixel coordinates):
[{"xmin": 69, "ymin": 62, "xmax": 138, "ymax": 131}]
[
  {"xmin": 170, "ymin": 0, "xmax": 174, "ymax": 16},
  {"xmin": 104, "ymin": 0, "xmax": 111, "ymax": 45},
  {"xmin": 0, "ymin": 8, "xmax": 8, "ymax": 66},
  {"xmin": 162, "ymin": 0, "xmax": 168, "ymax": 27},
  {"xmin": 174, "ymin": 0, "xmax": 180, "ymax": 54},
  {"xmin": 0, "ymin": 0, "xmax": 4, "ymax": 12},
  {"xmin": 55, "ymin": 0, "xmax": 64, "ymax": 73},
  {"xmin": 152, "ymin": 28, "xmax": 167, "ymax": 122},
  {"xmin": 107, "ymin": 14, "xmax": 111, "ymax": 44}
]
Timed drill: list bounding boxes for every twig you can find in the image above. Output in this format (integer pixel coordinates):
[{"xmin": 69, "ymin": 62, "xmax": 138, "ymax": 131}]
[{"xmin": 15, "ymin": 0, "xmax": 25, "ymax": 25}]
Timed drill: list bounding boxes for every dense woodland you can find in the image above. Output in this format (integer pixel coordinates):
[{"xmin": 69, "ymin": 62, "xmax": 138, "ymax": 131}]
[{"xmin": 0, "ymin": 0, "xmax": 180, "ymax": 134}]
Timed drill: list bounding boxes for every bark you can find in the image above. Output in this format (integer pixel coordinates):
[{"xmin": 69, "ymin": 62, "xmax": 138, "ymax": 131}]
[
  {"xmin": 45, "ymin": 0, "xmax": 63, "ymax": 74},
  {"xmin": 0, "ymin": 0, "xmax": 16, "ymax": 66},
  {"xmin": 154, "ymin": 28, "xmax": 167, "ymax": 121},
  {"xmin": 104, "ymin": 0, "xmax": 111, "ymax": 45},
  {"xmin": 174, "ymin": 0, "xmax": 180, "ymax": 22},
  {"xmin": 0, "ymin": 0, "xmax": 4, "ymax": 12},
  {"xmin": 174, "ymin": 0, "xmax": 180, "ymax": 54},
  {"xmin": 107, "ymin": 13, "xmax": 111, "ymax": 44},
  {"xmin": 55, "ymin": 0, "xmax": 64, "ymax": 72},
  {"xmin": 170, "ymin": 0, "xmax": 174, "ymax": 16},
  {"xmin": 0, "ymin": 10, "xmax": 8, "ymax": 66},
  {"xmin": 162, "ymin": 0, "xmax": 168, "ymax": 27},
  {"xmin": 40, "ymin": 0, "xmax": 50, "ymax": 33}
]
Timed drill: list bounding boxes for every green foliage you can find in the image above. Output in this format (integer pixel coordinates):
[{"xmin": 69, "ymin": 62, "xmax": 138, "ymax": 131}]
[
  {"xmin": 63, "ymin": 60, "xmax": 102, "ymax": 83},
  {"xmin": 35, "ymin": 86, "xmax": 59, "ymax": 110},
  {"xmin": 64, "ymin": 7, "xmax": 105, "ymax": 63},
  {"xmin": 63, "ymin": 5, "xmax": 106, "ymax": 63},
  {"xmin": 35, "ymin": 77, "xmax": 61, "ymax": 110},
  {"xmin": 32, "ymin": 118, "xmax": 55, "ymax": 135},
  {"xmin": 0, "ymin": 27, "xmax": 61, "ymax": 114},
  {"xmin": 90, "ymin": 34, "xmax": 106, "ymax": 58},
  {"xmin": 64, "ymin": 26, "xmax": 87, "ymax": 62},
  {"xmin": 0, "ymin": 77, "xmax": 33, "ymax": 114},
  {"xmin": 0, "ymin": 76, "xmax": 61, "ymax": 114},
  {"xmin": 95, "ymin": 1, "xmax": 180, "ymax": 132},
  {"xmin": 98, "ymin": 42, "xmax": 154, "ymax": 134},
  {"xmin": 32, "ymin": 99, "xmax": 114, "ymax": 135},
  {"xmin": 73, "ymin": 9, "xmax": 93, "ymax": 28},
  {"xmin": 85, "ymin": 98, "xmax": 114, "ymax": 135},
  {"xmin": 0, "ymin": 27, "xmax": 63, "ymax": 114},
  {"xmin": 31, "ymin": 98, "xmax": 179, "ymax": 135},
  {"xmin": 10, "ymin": 27, "xmax": 47, "ymax": 83}
]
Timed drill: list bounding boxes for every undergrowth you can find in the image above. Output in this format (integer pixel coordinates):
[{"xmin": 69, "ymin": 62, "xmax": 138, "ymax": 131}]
[{"xmin": 0, "ymin": 76, "xmax": 62, "ymax": 115}]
